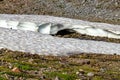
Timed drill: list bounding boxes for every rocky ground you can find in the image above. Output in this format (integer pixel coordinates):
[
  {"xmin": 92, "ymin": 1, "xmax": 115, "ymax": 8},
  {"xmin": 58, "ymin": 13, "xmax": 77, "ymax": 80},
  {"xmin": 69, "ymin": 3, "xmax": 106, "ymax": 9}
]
[
  {"xmin": 0, "ymin": 0, "xmax": 120, "ymax": 24},
  {"xmin": 0, "ymin": 0, "xmax": 120, "ymax": 80},
  {"xmin": 0, "ymin": 49, "xmax": 120, "ymax": 80}
]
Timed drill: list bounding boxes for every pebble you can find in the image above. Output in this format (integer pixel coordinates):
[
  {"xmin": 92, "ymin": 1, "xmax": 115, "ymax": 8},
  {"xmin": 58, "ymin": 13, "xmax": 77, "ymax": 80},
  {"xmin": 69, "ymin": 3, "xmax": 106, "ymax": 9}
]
[
  {"xmin": 11, "ymin": 67, "xmax": 21, "ymax": 73},
  {"xmin": 26, "ymin": 78, "xmax": 38, "ymax": 80},
  {"xmin": 100, "ymin": 68, "xmax": 106, "ymax": 72},
  {"xmin": 4, "ymin": 74, "xmax": 9, "ymax": 79},
  {"xmin": 40, "ymin": 75, "xmax": 46, "ymax": 80},
  {"xmin": 82, "ymin": 59, "xmax": 90, "ymax": 64},
  {"xmin": 79, "ymin": 69, "xmax": 85, "ymax": 74},
  {"xmin": 28, "ymin": 58, "xmax": 34, "ymax": 64},
  {"xmin": 75, "ymin": 59, "xmax": 91, "ymax": 65},
  {"xmin": 76, "ymin": 69, "xmax": 85, "ymax": 76},
  {"xmin": 87, "ymin": 72, "xmax": 94, "ymax": 77},
  {"xmin": 55, "ymin": 76, "xmax": 60, "ymax": 80},
  {"xmin": 8, "ymin": 63, "xmax": 13, "ymax": 69}
]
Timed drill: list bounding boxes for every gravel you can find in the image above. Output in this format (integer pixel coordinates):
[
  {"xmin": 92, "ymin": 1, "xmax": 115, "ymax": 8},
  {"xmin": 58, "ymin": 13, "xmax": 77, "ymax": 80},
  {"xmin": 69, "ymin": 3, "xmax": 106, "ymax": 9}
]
[{"xmin": 0, "ymin": 0, "xmax": 119, "ymax": 24}]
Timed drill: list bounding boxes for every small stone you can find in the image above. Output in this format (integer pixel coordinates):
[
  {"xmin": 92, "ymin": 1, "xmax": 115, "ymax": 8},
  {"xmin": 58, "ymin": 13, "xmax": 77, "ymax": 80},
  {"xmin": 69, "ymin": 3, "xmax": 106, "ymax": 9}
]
[
  {"xmin": 8, "ymin": 63, "xmax": 13, "ymax": 69},
  {"xmin": 62, "ymin": 72, "xmax": 67, "ymax": 74},
  {"xmin": 76, "ymin": 71, "xmax": 79, "ymax": 75},
  {"xmin": 55, "ymin": 76, "xmax": 60, "ymax": 80},
  {"xmin": 80, "ymin": 75, "xmax": 87, "ymax": 80},
  {"xmin": 100, "ymin": 68, "xmax": 105, "ymax": 72},
  {"xmin": 10, "ymin": 76, "xmax": 15, "ymax": 80},
  {"xmin": 40, "ymin": 75, "xmax": 46, "ymax": 80},
  {"xmin": 26, "ymin": 78, "xmax": 38, "ymax": 80},
  {"xmin": 75, "ymin": 59, "xmax": 91, "ymax": 65},
  {"xmin": 28, "ymin": 58, "xmax": 34, "ymax": 63},
  {"xmin": 4, "ymin": 74, "xmax": 9, "ymax": 79},
  {"xmin": 76, "ymin": 69, "xmax": 85, "ymax": 76},
  {"xmin": 82, "ymin": 59, "xmax": 90, "ymax": 64},
  {"xmin": 11, "ymin": 67, "xmax": 21, "ymax": 73},
  {"xmin": 14, "ymin": 77, "xmax": 18, "ymax": 80},
  {"xmin": 79, "ymin": 69, "xmax": 85, "ymax": 74},
  {"xmin": 87, "ymin": 72, "xmax": 94, "ymax": 77},
  {"xmin": 35, "ymin": 71, "xmax": 38, "ymax": 74}
]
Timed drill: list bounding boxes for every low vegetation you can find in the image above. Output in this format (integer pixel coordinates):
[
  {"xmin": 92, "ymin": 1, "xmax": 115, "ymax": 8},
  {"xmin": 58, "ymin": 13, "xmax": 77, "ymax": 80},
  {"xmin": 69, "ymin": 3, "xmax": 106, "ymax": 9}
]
[{"xmin": 0, "ymin": 49, "xmax": 120, "ymax": 80}]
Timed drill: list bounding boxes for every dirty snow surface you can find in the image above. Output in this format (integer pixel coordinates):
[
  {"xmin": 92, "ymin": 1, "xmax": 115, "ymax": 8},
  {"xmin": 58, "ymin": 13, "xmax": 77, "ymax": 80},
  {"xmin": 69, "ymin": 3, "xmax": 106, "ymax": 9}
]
[
  {"xmin": 0, "ymin": 14, "xmax": 120, "ymax": 56},
  {"xmin": 0, "ymin": 27, "xmax": 120, "ymax": 56}
]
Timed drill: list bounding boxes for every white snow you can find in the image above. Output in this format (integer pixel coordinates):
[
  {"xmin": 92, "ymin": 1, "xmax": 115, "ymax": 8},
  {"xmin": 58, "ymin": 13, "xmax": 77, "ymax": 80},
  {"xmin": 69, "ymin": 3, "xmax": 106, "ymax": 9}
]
[{"xmin": 0, "ymin": 19, "xmax": 120, "ymax": 39}]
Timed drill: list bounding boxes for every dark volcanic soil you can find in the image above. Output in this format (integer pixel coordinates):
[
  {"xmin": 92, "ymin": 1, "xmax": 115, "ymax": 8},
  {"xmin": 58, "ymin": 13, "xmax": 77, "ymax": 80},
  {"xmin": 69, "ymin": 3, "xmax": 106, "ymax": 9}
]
[{"xmin": 0, "ymin": 0, "xmax": 120, "ymax": 24}]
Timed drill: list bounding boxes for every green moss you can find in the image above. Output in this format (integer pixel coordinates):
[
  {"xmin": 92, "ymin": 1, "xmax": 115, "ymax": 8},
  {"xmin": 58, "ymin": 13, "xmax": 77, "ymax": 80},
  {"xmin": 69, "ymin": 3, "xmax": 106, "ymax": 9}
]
[
  {"xmin": 79, "ymin": 65, "xmax": 95, "ymax": 72},
  {"xmin": 5, "ymin": 72, "xmax": 35, "ymax": 78},
  {"xmin": 0, "ymin": 77, "xmax": 7, "ymax": 80},
  {"xmin": 105, "ymin": 70, "xmax": 120, "ymax": 75},
  {"xmin": 0, "ymin": 66, "xmax": 10, "ymax": 72},
  {"xmin": 93, "ymin": 76, "xmax": 103, "ymax": 80},
  {"xmin": 45, "ymin": 72, "xmax": 77, "ymax": 80},
  {"xmin": 0, "ymin": 49, "xmax": 120, "ymax": 79},
  {"xmin": 13, "ymin": 63, "xmax": 37, "ymax": 70}
]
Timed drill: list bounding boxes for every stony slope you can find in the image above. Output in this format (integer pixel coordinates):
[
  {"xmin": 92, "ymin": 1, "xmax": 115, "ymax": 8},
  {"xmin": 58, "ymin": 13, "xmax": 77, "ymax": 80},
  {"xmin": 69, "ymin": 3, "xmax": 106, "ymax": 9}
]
[
  {"xmin": 0, "ymin": 0, "xmax": 120, "ymax": 24},
  {"xmin": 0, "ymin": 49, "xmax": 120, "ymax": 80}
]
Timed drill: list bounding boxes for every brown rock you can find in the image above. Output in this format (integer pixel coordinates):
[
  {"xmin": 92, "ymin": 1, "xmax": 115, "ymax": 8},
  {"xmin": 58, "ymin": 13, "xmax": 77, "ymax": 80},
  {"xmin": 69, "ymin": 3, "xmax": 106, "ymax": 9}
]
[
  {"xmin": 79, "ymin": 69, "xmax": 85, "ymax": 74},
  {"xmin": 87, "ymin": 72, "xmax": 94, "ymax": 77},
  {"xmin": 28, "ymin": 58, "xmax": 34, "ymax": 64},
  {"xmin": 11, "ymin": 67, "xmax": 21, "ymax": 73}
]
